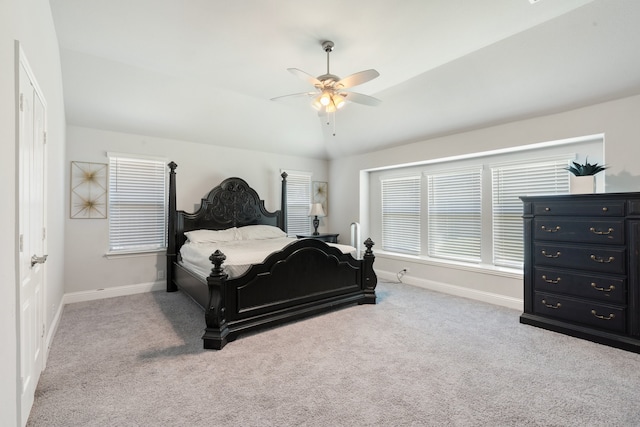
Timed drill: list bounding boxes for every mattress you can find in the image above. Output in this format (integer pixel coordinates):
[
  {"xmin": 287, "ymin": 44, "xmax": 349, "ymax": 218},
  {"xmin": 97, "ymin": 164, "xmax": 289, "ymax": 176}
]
[{"xmin": 179, "ymin": 237, "xmax": 357, "ymax": 279}]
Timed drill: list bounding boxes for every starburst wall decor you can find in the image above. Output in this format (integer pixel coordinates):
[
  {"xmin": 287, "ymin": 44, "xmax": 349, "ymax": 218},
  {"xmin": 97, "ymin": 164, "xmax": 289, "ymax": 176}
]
[
  {"xmin": 70, "ymin": 161, "xmax": 107, "ymax": 219},
  {"xmin": 313, "ymin": 181, "xmax": 328, "ymax": 216}
]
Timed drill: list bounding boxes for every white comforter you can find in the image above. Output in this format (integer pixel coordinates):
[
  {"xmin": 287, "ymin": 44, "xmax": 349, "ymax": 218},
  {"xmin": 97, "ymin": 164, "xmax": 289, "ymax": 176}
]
[{"xmin": 180, "ymin": 237, "xmax": 357, "ymax": 279}]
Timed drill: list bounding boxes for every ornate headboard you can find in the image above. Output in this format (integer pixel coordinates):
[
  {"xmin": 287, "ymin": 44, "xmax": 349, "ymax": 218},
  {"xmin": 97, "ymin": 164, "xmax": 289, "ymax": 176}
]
[{"xmin": 166, "ymin": 162, "xmax": 288, "ymax": 284}]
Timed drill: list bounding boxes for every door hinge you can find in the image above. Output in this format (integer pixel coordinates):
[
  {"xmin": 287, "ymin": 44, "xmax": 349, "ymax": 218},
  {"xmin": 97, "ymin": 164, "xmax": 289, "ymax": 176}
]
[
  {"xmin": 43, "ymin": 131, "xmax": 47, "ymax": 144},
  {"xmin": 19, "ymin": 93, "xmax": 24, "ymax": 112},
  {"xmin": 43, "ymin": 227, "xmax": 46, "ymax": 240},
  {"xmin": 42, "ymin": 324, "xmax": 46, "ymax": 338},
  {"xmin": 19, "ymin": 234, "xmax": 24, "ymax": 252}
]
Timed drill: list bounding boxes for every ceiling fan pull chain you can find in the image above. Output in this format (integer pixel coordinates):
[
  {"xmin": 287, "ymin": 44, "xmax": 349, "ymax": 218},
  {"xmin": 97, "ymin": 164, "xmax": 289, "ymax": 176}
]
[{"xmin": 332, "ymin": 111, "xmax": 337, "ymax": 136}]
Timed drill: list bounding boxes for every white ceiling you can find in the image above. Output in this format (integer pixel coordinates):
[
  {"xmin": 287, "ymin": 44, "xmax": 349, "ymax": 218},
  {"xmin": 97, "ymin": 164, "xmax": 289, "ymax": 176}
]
[{"xmin": 50, "ymin": 0, "xmax": 640, "ymax": 160}]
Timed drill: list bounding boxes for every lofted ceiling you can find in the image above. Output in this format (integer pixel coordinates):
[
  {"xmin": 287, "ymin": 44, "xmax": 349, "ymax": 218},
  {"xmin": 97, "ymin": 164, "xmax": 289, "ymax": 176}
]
[{"xmin": 50, "ymin": 0, "xmax": 640, "ymax": 160}]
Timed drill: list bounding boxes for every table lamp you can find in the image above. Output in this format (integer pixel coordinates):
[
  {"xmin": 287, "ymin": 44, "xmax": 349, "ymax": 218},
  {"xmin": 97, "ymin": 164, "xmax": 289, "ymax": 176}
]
[{"xmin": 308, "ymin": 203, "xmax": 325, "ymax": 235}]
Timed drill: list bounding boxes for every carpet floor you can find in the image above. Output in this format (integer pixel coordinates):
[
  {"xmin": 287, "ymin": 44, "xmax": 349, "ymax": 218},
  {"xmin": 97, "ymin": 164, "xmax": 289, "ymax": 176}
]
[{"xmin": 27, "ymin": 281, "xmax": 640, "ymax": 426}]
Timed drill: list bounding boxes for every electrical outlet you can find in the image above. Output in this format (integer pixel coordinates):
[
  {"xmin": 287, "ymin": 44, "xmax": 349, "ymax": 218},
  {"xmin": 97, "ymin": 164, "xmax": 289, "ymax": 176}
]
[{"xmin": 157, "ymin": 270, "xmax": 165, "ymax": 280}]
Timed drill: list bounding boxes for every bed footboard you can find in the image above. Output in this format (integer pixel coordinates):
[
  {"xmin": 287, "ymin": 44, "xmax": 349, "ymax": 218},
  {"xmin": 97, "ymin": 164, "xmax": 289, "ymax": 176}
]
[{"xmin": 202, "ymin": 239, "xmax": 376, "ymax": 350}]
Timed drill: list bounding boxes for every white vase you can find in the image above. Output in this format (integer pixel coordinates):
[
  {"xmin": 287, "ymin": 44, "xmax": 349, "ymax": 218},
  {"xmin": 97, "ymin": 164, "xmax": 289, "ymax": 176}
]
[{"xmin": 571, "ymin": 175, "xmax": 595, "ymax": 194}]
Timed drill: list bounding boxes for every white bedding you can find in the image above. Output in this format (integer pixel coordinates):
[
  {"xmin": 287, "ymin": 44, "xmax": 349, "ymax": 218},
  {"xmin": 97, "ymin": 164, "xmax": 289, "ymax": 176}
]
[{"xmin": 180, "ymin": 236, "xmax": 357, "ymax": 279}]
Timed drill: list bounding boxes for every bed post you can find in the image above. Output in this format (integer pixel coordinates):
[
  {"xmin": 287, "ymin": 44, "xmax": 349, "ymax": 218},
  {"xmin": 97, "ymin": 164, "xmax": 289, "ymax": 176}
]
[
  {"xmin": 203, "ymin": 250, "xmax": 230, "ymax": 350},
  {"xmin": 360, "ymin": 238, "xmax": 377, "ymax": 304},
  {"xmin": 280, "ymin": 171, "xmax": 288, "ymax": 233},
  {"xmin": 167, "ymin": 162, "xmax": 178, "ymax": 292}
]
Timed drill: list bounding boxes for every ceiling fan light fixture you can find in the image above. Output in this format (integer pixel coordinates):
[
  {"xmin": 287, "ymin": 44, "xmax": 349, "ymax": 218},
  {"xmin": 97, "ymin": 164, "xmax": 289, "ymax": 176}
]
[
  {"xmin": 274, "ymin": 40, "xmax": 381, "ymax": 135},
  {"xmin": 320, "ymin": 91, "xmax": 332, "ymax": 106}
]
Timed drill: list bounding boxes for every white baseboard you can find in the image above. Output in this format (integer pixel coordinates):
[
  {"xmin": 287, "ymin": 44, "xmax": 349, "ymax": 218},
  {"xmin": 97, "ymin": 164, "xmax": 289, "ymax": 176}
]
[
  {"xmin": 377, "ymin": 269, "xmax": 523, "ymax": 311},
  {"xmin": 63, "ymin": 281, "xmax": 165, "ymax": 305},
  {"xmin": 43, "ymin": 298, "xmax": 65, "ymax": 370},
  {"xmin": 40, "ymin": 281, "xmax": 164, "ymax": 377}
]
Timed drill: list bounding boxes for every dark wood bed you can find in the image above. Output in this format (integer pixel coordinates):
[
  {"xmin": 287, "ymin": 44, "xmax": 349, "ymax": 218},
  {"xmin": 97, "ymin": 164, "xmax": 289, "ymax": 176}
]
[{"xmin": 166, "ymin": 162, "xmax": 377, "ymax": 350}]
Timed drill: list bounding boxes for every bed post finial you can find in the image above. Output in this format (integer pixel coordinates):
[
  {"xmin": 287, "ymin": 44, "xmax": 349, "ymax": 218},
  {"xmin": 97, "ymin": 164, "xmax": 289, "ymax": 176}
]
[{"xmin": 167, "ymin": 161, "xmax": 178, "ymax": 292}]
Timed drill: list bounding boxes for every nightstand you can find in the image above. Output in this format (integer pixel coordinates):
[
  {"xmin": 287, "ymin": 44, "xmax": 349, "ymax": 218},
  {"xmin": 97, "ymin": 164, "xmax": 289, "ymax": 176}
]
[{"xmin": 296, "ymin": 233, "xmax": 339, "ymax": 243}]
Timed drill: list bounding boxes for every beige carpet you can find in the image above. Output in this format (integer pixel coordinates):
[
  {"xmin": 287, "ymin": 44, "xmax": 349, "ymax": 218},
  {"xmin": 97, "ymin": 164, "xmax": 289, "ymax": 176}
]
[{"xmin": 28, "ymin": 281, "xmax": 640, "ymax": 426}]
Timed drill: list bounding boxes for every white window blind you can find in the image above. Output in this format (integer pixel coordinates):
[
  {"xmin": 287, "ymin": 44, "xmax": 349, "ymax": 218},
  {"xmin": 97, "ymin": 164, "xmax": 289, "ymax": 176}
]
[
  {"xmin": 491, "ymin": 157, "xmax": 571, "ymax": 268},
  {"xmin": 108, "ymin": 154, "xmax": 167, "ymax": 253},
  {"xmin": 381, "ymin": 176, "xmax": 421, "ymax": 255},
  {"xmin": 284, "ymin": 170, "xmax": 311, "ymax": 236},
  {"xmin": 427, "ymin": 168, "xmax": 482, "ymax": 263}
]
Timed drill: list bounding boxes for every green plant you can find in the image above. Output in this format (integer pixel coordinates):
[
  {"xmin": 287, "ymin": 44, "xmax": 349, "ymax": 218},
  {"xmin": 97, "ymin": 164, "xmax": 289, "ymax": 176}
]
[{"xmin": 565, "ymin": 158, "xmax": 607, "ymax": 176}]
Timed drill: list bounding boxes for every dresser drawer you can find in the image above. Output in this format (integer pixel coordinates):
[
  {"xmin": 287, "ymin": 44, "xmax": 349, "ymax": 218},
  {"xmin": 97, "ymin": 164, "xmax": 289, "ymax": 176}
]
[
  {"xmin": 534, "ymin": 242, "xmax": 625, "ymax": 274},
  {"xmin": 534, "ymin": 267, "xmax": 626, "ymax": 304},
  {"xmin": 534, "ymin": 292, "xmax": 626, "ymax": 333},
  {"xmin": 533, "ymin": 218, "xmax": 624, "ymax": 245},
  {"xmin": 533, "ymin": 201, "xmax": 625, "ymax": 217}
]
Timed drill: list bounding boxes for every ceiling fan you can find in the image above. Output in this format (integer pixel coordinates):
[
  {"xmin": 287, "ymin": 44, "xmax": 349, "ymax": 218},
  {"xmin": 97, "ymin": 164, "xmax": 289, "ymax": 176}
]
[{"xmin": 272, "ymin": 40, "xmax": 381, "ymax": 119}]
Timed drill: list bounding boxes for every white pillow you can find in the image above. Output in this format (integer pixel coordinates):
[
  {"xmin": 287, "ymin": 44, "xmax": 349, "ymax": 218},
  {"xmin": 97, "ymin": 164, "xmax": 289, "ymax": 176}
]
[
  {"xmin": 237, "ymin": 225, "xmax": 286, "ymax": 240},
  {"xmin": 184, "ymin": 228, "xmax": 239, "ymax": 243}
]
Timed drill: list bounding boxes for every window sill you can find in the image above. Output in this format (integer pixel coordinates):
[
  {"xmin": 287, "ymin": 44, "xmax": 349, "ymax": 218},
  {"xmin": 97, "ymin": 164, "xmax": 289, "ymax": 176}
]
[
  {"xmin": 376, "ymin": 250, "xmax": 523, "ymax": 279},
  {"xmin": 105, "ymin": 249, "xmax": 166, "ymax": 259}
]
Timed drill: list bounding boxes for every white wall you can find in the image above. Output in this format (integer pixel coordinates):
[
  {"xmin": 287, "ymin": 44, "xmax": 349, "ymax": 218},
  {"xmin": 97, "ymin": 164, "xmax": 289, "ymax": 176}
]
[
  {"xmin": 1, "ymin": 0, "xmax": 66, "ymax": 425},
  {"xmin": 330, "ymin": 94, "xmax": 640, "ymax": 308},
  {"xmin": 64, "ymin": 126, "xmax": 329, "ymax": 295}
]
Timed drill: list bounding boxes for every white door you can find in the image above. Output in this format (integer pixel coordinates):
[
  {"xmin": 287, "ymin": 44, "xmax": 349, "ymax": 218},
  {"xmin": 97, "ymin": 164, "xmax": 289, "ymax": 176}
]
[{"xmin": 18, "ymin": 47, "xmax": 47, "ymax": 427}]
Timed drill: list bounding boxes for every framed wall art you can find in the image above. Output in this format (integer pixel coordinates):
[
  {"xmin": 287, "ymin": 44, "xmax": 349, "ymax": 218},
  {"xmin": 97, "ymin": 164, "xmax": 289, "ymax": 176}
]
[
  {"xmin": 70, "ymin": 161, "xmax": 108, "ymax": 219},
  {"xmin": 312, "ymin": 181, "xmax": 328, "ymax": 216}
]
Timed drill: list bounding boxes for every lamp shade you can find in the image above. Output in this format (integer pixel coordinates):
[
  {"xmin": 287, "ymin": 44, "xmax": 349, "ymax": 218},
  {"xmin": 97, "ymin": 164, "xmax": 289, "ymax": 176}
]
[{"xmin": 308, "ymin": 203, "xmax": 325, "ymax": 217}]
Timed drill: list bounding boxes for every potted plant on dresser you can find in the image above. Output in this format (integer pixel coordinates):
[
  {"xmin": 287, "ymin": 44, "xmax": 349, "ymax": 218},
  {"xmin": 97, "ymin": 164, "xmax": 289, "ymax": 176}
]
[{"xmin": 565, "ymin": 157, "xmax": 607, "ymax": 194}]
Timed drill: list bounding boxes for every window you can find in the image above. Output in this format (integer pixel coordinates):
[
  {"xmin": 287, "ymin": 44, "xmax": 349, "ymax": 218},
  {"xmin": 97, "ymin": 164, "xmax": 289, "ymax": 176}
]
[
  {"xmin": 371, "ymin": 135, "xmax": 603, "ymax": 272},
  {"xmin": 381, "ymin": 176, "xmax": 421, "ymax": 255},
  {"xmin": 108, "ymin": 154, "xmax": 167, "ymax": 253},
  {"xmin": 491, "ymin": 157, "xmax": 570, "ymax": 268},
  {"xmin": 283, "ymin": 170, "xmax": 312, "ymax": 236},
  {"xmin": 427, "ymin": 168, "xmax": 482, "ymax": 263}
]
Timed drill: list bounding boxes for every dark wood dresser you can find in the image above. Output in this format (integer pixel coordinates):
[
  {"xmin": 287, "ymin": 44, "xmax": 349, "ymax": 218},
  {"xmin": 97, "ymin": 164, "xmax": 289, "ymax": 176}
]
[{"xmin": 520, "ymin": 193, "xmax": 640, "ymax": 353}]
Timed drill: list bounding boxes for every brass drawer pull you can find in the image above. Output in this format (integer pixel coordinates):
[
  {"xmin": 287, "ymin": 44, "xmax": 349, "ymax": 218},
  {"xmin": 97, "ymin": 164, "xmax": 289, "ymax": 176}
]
[
  {"xmin": 544, "ymin": 207, "xmax": 551, "ymax": 211},
  {"xmin": 602, "ymin": 207, "xmax": 608, "ymax": 212},
  {"xmin": 589, "ymin": 227, "xmax": 614, "ymax": 235},
  {"xmin": 541, "ymin": 225, "xmax": 561, "ymax": 233},
  {"xmin": 591, "ymin": 283, "xmax": 616, "ymax": 292},
  {"xmin": 541, "ymin": 299, "xmax": 561, "ymax": 309},
  {"xmin": 591, "ymin": 310, "xmax": 615, "ymax": 320},
  {"xmin": 590, "ymin": 255, "xmax": 615, "ymax": 263},
  {"xmin": 541, "ymin": 275, "xmax": 561, "ymax": 284},
  {"xmin": 541, "ymin": 250, "xmax": 561, "ymax": 258}
]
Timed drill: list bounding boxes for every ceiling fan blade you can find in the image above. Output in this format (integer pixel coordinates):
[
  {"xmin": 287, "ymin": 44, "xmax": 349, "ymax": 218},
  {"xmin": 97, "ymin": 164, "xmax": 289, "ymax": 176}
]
[
  {"xmin": 341, "ymin": 91, "xmax": 381, "ymax": 107},
  {"xmin": 335, "ymin": 69, "xmax": 379, "ymax": 89},
  {"xmin": 287, "ymin": 68, "xmax": 322, "ymax": 87},
  {"xmin": 270, "ymin": 92, "xmax": 316, "ymax": 102}
]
